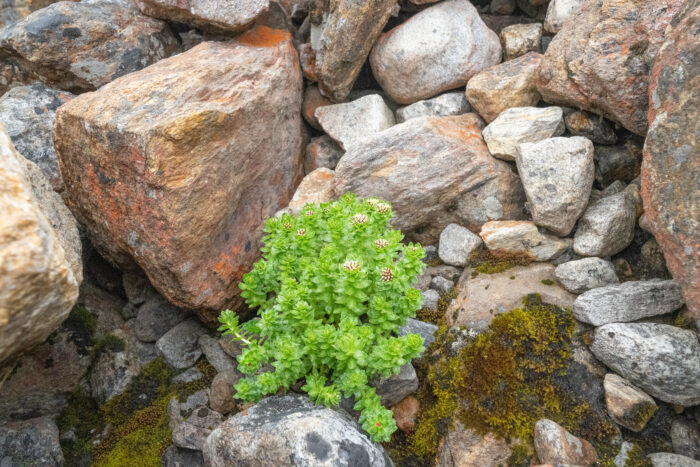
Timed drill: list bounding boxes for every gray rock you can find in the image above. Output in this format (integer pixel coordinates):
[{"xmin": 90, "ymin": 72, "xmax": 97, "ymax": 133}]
[
  {"xmin": 482, "ymin": 106, "xmax": 564, "ymax": 161},
  {"xmin": 544, "ymin": 0, "xmax": 585, "ymax": 33},
  {"xmin": 315, "ymin": 94, "xmax": 395, "ymax": 150},
  {"xmin": 90, "ymin": 332, "xmax": 141, "ymax": 404},
  {"xmin": 554, "ymin": 257, "xmax": 619, "ymax": 294},
  {"xmin": 490, "ymin": 0, "xmax": 516, "ymax": 14},
  {"xmin": 133, "ymin": 295, "xmax": 186, "ymax": 342},
  {"xmin": 156, "ymin": 319, "xmax": 207, "ymax": 369},
  {"xmin": 499, "ymin": 23, "xmax": 542, "ymax": 61},
  {"xmin": 614, "ymin": 441, "xmax": 636, "ymax": 467},
  {"xmin": 430, "ymin": 276, "xmax": 454, "ymax": 295},
  {"xmin": 198, "ymin": 335, "xmax": 237, "ymax": 374},
  {"xmin": 169, "ymin": 389, "xmax": 210, "ymax": 427},
  {"xmin": 590, "ymin": 323, "xmax": 700, "ymax": 406},
  {"xmin": 0, "ymin": 417, "xmax": 63, "ymax": 467},
  {"xmin": 594, "ymin": 139, "xmax": 643, "ymax": 186},
  {"xmin": 209, "ymin": 370, "xmax": 240, "ymax": 415},
  {"xmin": 438, "ymin": 223, "xmax": 482, "ymax": 267},
  {"xmin": 648, "ymin": 453, "xmax": 700, "ymax": 467},
  {"xmin": 573, "ymin": 280, "xmax": 684, "ymax": 325},
  {"xmin": 370, "ymin": 0, "xmax": 502, "ymax": 104},
  {"xmin": 604, "ymin": 373, "xmax": 657, "ymax": 432},
  {"xmin": 162, "ymin": 446, "xmax": 205, "ymax": 467},
  {"xmin": 399, "ymin": 318, "xmax": 438, "ymax": 349},
  {"xmin": 304, "ymin": 135, "xmax": 344, "ymax": 174},
  {"xmin": 479, "ymin": 220, "xmax": 570, "ymax": 261},
  {"xmin": 414, "ymin": 272, "xmax": 432, "ymax": 292},
  {"xmin": 121, "ymin": 302, "xmax": 139, "ymax": 320},
  {"xmin": 426, "ymin": 265, "xmax": 463, "ymax": 282},
  {"xmin": 420, "ymin": 290, "xmax": 440, "ymax": 312},
  {"xmin": 172, "ymin": 406, "xmax": 223, "ymax": 451},
  {"xmin": 134, "ymin": 0, "xmax": 267, "ymax": 33},
  {"xmin": 671, "ymin": 418, "xmax": 700, "ymax": 460},
  {"xmin": 0, "ymin": 84, "xmax": 73, "ymax": 192},
  {"xmin": 534, "ymin": 418, "xmax": 599, "ymax": 465},
  {"xmin": 375, "ymin": 363, "xmax": 419, "ymax": 407},
  {"xmin": 395, "ymin": 92, "xmax": 470, "ymax": 123},
  {"xmin": 203, "ymin": 394, "xmax": 391, "ymax": 466},
  {"xmin": 564, "ymin": 110, "xmax": 618, "ymax": 145},
  {"xmin": 423, "ymin": 245, "xmax": 439, "ymax": 263},
  {"xmin": 516, "ymin": 136, "xmax": 594, "ymax": 235},
  {"xmin": 173, "ymin": 367, "xmax": 204, "ymax": 384},
  {"xmin": 122, "ymin": 272, "xmax": 157, "ymax": 305},
  {"xmin": 573, "ymin": 191, "xmax": 637, "ymax": 257}
]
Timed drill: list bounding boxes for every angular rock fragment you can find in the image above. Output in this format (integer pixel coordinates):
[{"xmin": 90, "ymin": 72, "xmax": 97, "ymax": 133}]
[
  {"xmin": 304, "ymin": 135, "xmax": 343, "ymax": 174},
  {"xmin": 315, "ymin": 94, "xmax": 395, "ymax": 150},
  {"xmin": 0, "ymin": 417, "xmax": 64, "ymax": 467},
  {"xmin": 543, "ymin": 0, "xmax": 584, "ymax": 33},
  {"xmin": 438, "ymin": 223, "xmax": 482, "ymax": 267},
  {"xmin": 564, "ymin": 110, "xmax": 617, "ymax": 145},
  {"xmin": 482, "ymin": 106, "xmax": 564, "ymax": 161},
  {"xmin": 604, "ymin": 373, "xmax": 657, "ymax": 432},
  {"xmin": 480, "ymin": 220, "xmax": 569, "ymax": 262},
  {"xmin": 395, "ymin": 92, "xmax": 470, "ymax": 123},
  {"xmin": 499, "ymin": 23, "xmax": 542, "ymax": 61},
  {"xmin": 156, "ymin": 319, "xmax": 207, "ymax": 369},
  {"xmin": 554, "ymin": 257, "xmax": 618, "ymax": 294},
  {"xmin": 573, "ymin": 191, "xmax": 636, "ymax": 257},
  {"xmin": 287, "ymin": 167, "xmax": 335, "ymax": 214},
  {"xmin": 534, "ymin": 419, "xmax": 598, "ymax": 466},
  {"xmin": 135, "ymin": 0, "xmax": 268, "ymax": 33}
]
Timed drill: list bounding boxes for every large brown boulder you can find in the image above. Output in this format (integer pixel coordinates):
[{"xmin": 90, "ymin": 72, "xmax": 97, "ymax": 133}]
[
  {"xmin": 0, "ymin": 1, "xmax": 179, "ymax": 94},
  {"xmin": 641, "ymin": 2, "xmax": 700, "ymax": 319},
  {"xmin": 54, "ymin": 26, "xmax": 304, "ymax": 322},
  {"xmin": 536, "ymin": 0, "xmax": 686, "ymax": 136},
  {"xmin": 0, "ymin": 122, "xmax": 81, "ymax": 364},
  {"xmin": 309, "ymin": 0, "xmax": 397, "ymax": 102},
  {"xmin": 334, "ymin": 114, "xmax": 525, "ymax": 244}
]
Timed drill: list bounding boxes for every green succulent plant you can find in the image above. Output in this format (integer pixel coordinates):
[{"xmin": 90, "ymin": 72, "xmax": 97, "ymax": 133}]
[{"xmin": 218, "ymin": 194, "xmax": 426, "ymax": 442}]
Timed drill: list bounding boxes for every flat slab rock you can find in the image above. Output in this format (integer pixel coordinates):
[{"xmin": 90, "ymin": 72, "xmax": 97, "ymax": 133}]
[
  {"xmin": 0, "ymin": 1, "xmax": 180, "ymax": 94},
  {"xmin": 396, "ymin": 92, "xmax": 470, "ymax": 123},
  {"xmin": 573, "ymin": 279, "xmax": 684, "ymax": 326},
  {"xmin": 590, "ymin": 323, "xmax": 700, "ymax": 406},
  {"xmin": 334, "ymin": 113, "xmax": 525, "ymax": 245},
  {"xmin": 315, "ymin": 94, "xmax": 395, "ymax": 150},
  {"xmin": 554, "ymin": 257, "xmax": 618, "ymax": 294},
  {"xmin": 446, "ymin": 263, "xmax": 575, "ymax": 330},
  {"xmin": 53, "ymin": 27, "xmax": 304, "ymax": 319},
  {"xmin": 479, "ymin": 220, "xmax": 569, "ymax": 262},
  {"xmin": 203, "ymin": 394, "xmax": 392, "ymax": 466},
  {"xmin": 482, "ymin": 106, "xmax": 564, "ymax": 161},
  {"xmin": 134, "ymin": 0, "xmax": 268, "ymax": 33}
]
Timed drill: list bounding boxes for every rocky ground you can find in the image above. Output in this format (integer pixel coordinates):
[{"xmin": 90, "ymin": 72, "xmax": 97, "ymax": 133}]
[{"xmin": 0, "ymin": 0, "xmax": 698, "ymax": 466}]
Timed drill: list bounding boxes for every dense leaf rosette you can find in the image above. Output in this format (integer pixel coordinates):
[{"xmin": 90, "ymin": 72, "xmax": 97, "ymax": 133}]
[{"xmin": 218, "ymin": 194, "xmax": 425, "ymax": 442}]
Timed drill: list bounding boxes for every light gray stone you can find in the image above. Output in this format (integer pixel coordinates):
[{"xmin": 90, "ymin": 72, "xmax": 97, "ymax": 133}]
[
  {"xmin": 399, "ymin": 318, "xmax": 438, "ymax": 349},
  {"xmin": 375, "ymin": 363, "xmax": 419, "ymax": 407},
  {"xmin": 420, "ymin": 290, "xmax": 440, "ymax": 311},
  {"xmin": 430, "ymin": 276, "xmax": 454, "ymax": 294},
  {"xmin": 133, "ymin": 295, "xmax": 186, "ymax": 342},
  {"xmin": 554, "ymin": 257, "xmax": 619, "ymax": 294},
  {"xmin": 370, "ymin": 0, "xmax": 501, "ymax": 104},
  {"xmin": 315, "ymin": 94, "xmax": 394, "ymax": 150},
  {"xmin": 500, "ymin": 23, "xmax": 542, "ymax": 61},
  {"xmin": 544, "ymin": 0, "xmax": 585, "ymax": 33},
  {"xmin": 198, "ymin": 335, "xmax": 237, "ymax": 374},
  {"xmin": 590, "ymin": 323, "xmax": 700, "ymax": 406},
  {"xmin": 573, "ymin": 191, "xmax": 637, "ymax": 257},
  {"xmin": 162, "ymin": 446, "xmax": 205, "ymax": 467},
  {"xmin": 90, "ymin": 331, "xmax": 141, "ymax": 404},
  {"xmin": 648, "ymin": 453, "xmax": 700, "ymax": 467},
  {"xmin": 438, "ymin": 223, "xmax": 482, "ymax": 267},
  {"xmin": 122, "ymin": 272, "xmax": 157, "ymax": 305},
  {"xmin": 479, "ymin": 220, "xmax": 570, "ymax": 261},
  {"xmin": 0, "ymin": 417, "xmax": 63, "ymax": 467},
  {"xmin": 573, "ymin": 280, "xmax": 684, "ymax": 325},
  {"xmin": 604, "ymin": 373, "xmax": 657, "ymax": 432},
  {"xmin": 203, "ymin": 394, "xmax": 391, "ymax": 466},
  {"xmin": 134, "ymin": 0, "xmax": 267, "ymax": 33},
  {"xmin": 516, "ymin": 136, "xmax": 594, "ymax": 235},
  {"xmin": 156, "ymin": 319, "xmax": 207, "ymax": 369},
  {"xmin": 483, "ymin": 106, "xmax": 564, "ymax": 161},
  {"xmin": 395, "ymin": 92, "xmax": 470, "ymax": 123},
  {"xmin": 671, "ymin": 419, "xmax": 700, "ymax": 460},
  {"xmin": 172, "ymin": 407, "xmax": 223, "ymax": 451},
  {"xmin": 173, "ymin": 367, "xmax": 204, "ymax": 384}
]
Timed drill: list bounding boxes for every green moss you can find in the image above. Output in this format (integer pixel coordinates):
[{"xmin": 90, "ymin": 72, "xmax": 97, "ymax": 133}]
[
  {"xmin": 394, "ymin": 294, "xmax": 618, "ymax": 465},
  {"xmin": 63, "ymin": 304, "xmax": 98, "ymax": 353},
  {"xmin": 624, "ymin": 443, "xmax": 652, "ymax": 467},
  {"xmin": 469, "ymin": 250, "xmax": 533, "ymax": 276},
  {"xmin": 93, "ymin": 334, "xmax": 126, "ymax": 357},
  {"xmin": 57, "ymin": 388, "xmax": 102, "ymax": 466},
  {"xmin": 173, "ymin": 358, "xmax": 217, "ymax": 398},
  {"xmin": 506, "ymin": 443, "xmax": 533, "ymax": 467},
  {"xmin": 416, "ymin": 288, "xmax": 457, "ymax": 325},
  {"xmin": 540, "ymin": 279, "xmax": 554, "ymax": 286},
  {"xmin": 627, "ymin": 402, "xmax": 658, "ymax": 428}
]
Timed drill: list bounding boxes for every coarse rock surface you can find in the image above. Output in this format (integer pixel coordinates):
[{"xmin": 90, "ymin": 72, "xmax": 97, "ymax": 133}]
[
  {"xmin": 287, "ymin": 167, "xmax": 335, "ymax": 214},
  {"xmin": 172, "ymin": 407, "xmax": 223, "ymax": 451},
  {"xmin": 304, "ymin": 135, "xmax": 343, "ymax": 174},
  {"xmin": 564, "ymin": 110, "xmax": 617, "ymax": 145},
  {"xmin": 420, "ymin": 289, "xmax": 439, "ymax": 311},
  {"xmin": 516, "ymin": 136, "xmax": 594, "ymax": 236},
  {"xmin": 133, "ymin": 294, "xmax": 186, "ymax": 342},
  {"xmin": 534, "ymin": 419, "xmax": 598, "ymax": 465},
  {"xmin": 0, "ymin": 417, "xmax": 64, "ymax": 467},
  {"xmin": 604, "ymin": 373, "xmax": 657, "ymax": 432},
  {"xmin": 203, "ymin": 394, "xmax": 392, "ymax": 466},
  {"xmin": 536, "ymin": 0, "xmax": 685, "ymax": 135},
  {"xmin": 437, "ymin": 422, "xmax": 512, "ymax": 467},
  {"xmin": 370, "ymin": 0, "xmax": 501, "ymax": 104},
  {"xmin": 554, "ymin": 257, "xmax": 618, "ymax": 294},
  {"xmin": 0, "ymin": 84, "xmax": 73, "ymax": 192},
  {"xmin": 309, "ymin": 0, "xmax": 397, "ymax": 102},
  {"xmin": 648, "ymin": 453, "xmax": 700, "ymax": 467},
  {"xmin": 479, "ymin": 220, "xmax": 569, "ymax": 262},
  {"xmin": 430, "ymin": 276, "xmax": 454, "ymax": 295},
  {"xmin": 0, "ymin": 123, "xmax": 80, "ymax": 363},
  {"xmin": 399, "ymin": 318, "xmax": 438, "ymax": 349},
  {"xmin": 375, "ymin": 363, "xmax": 418, "ymax": 407},
  {"xmin": 395, "ymin": 92, "xmax": 470, "ymax": 123},
  {"xmin": 54, "ymin": 28, "xmax": 304, "ymax": 319},
  {"xmin": 162, "ymin": 446, "xmax": 205, "ymax": 467},
  {"xmin": 641, "ymin": 2, "xmax": 700, "ymax": 320},
  {"xmin": 595, "ymin": 138, "xmax": 643, "ymax": 186},
  {"xmin": 209, "ymin": 370, "xmax": 240, "ymax": 415},
  {"xmin": 590, "ymin": 323, "xmax": 700, "ymax": 406},
  {"xmin": 334, "ymin": 114, "xmax": 525, "ymax": 244},
  {"xmin": 438, "ymin": 223, "xmax": 482, "ymax": 267},
  {"xmin": 156, "ymin": 318, "xmax": 207, "ymax": 369},
  {"xmin": 447, "ymin": 263, "xmax": 576, "ymax": 330},
  {"xmin": 122, "ymin": 271, "xmax": 157, "ymax": 306},
  {"xmin": 301, "ymin": 84, "xmax": 331, "ymax": 131},
  {"xmin": 573, "ymin": 280, "xmax": 684, "ymax": 326},
  {"xmin": 543, "ymin": 0, "xmax": 584, "ymax": 33},
  {"xmin": 482, "ymin": 106, "xmax": 564, "ymax": 161},
  {"xmin": 573, "ymin": 191, "xmax": 636, "ymax": 257},
  {"xmin": 197, "ymin": 335, "xmax": 236, "ymax": 374},
  {"xmin": 134, "ymin": 0, "xmax": 267, "ymax": 33},
  {"xmin": 671, "ymin": 418, "xmax": 700, "ymax": 460},
  {"xmin": 499, "ymin": 23, "xmax": 542, "ymax": 61},
  {"xmin": 89, "ymin": 331, "xmax": 141, "ymax": 404},
  {"xmin": 315, "ymin": 94, "xmax": 395, "ymax": 150},
  {"xmin": 0, "ymin": 1, "xmax": 180, "ymax": 94},
  {"xmin": 466, "ymin": 51, "xmax": 542, "ymax": 123}
]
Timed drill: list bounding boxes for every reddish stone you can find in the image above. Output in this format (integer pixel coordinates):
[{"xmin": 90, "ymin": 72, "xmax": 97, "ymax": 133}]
[
  {"xmin": 54, "ymin": 27, "xmax": 304, "ymax": 322},
  {"xmin": 641, "ymin": 2, "xmax": 700, "ymax": 319},
  {"xmin": 392, "ymin": 395, "xmax": 419, "ymax": 432},
  {"xmin": 536, "ymin": 0, "xmax": 686, "ymax": 135},
  {"xmin": 302, "ymin": 84, "xmax": 331, "ymax": 131}
]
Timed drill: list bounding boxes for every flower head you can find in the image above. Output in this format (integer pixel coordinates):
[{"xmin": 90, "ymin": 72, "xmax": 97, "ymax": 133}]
[
  {"xmin": 297, "ymin": 229, "xmax": 306, "ymax": 236},
  {"xmin": 375, "ymin": 203, "xmax": 390, "ymax": 214},
  {"xmin": 374, "ymin": 239, "xmax": 389, "ymax": 249},
  {"xmin": 305, "ymin": 209, "xmax": 315, "ymax": 217},
  {"xmin": 343, "ymin": 260, "xmax": 361, "ymax": 271},
  {"xmin": 352, "ymin": 214, "xmax": 368, "ymax": 225},
  {"xmin": 380, "ymin": 267, "xmax": 393, "ymax": 282},
  {"xmin": 283, "ymin": 222, "xmax": 292, "ymax": 230}
]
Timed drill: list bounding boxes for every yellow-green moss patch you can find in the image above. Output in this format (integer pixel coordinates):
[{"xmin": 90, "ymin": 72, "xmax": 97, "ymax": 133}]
[{"xmin": 469, "ymin": 250, "xmax": 533, "ymax": 277}]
